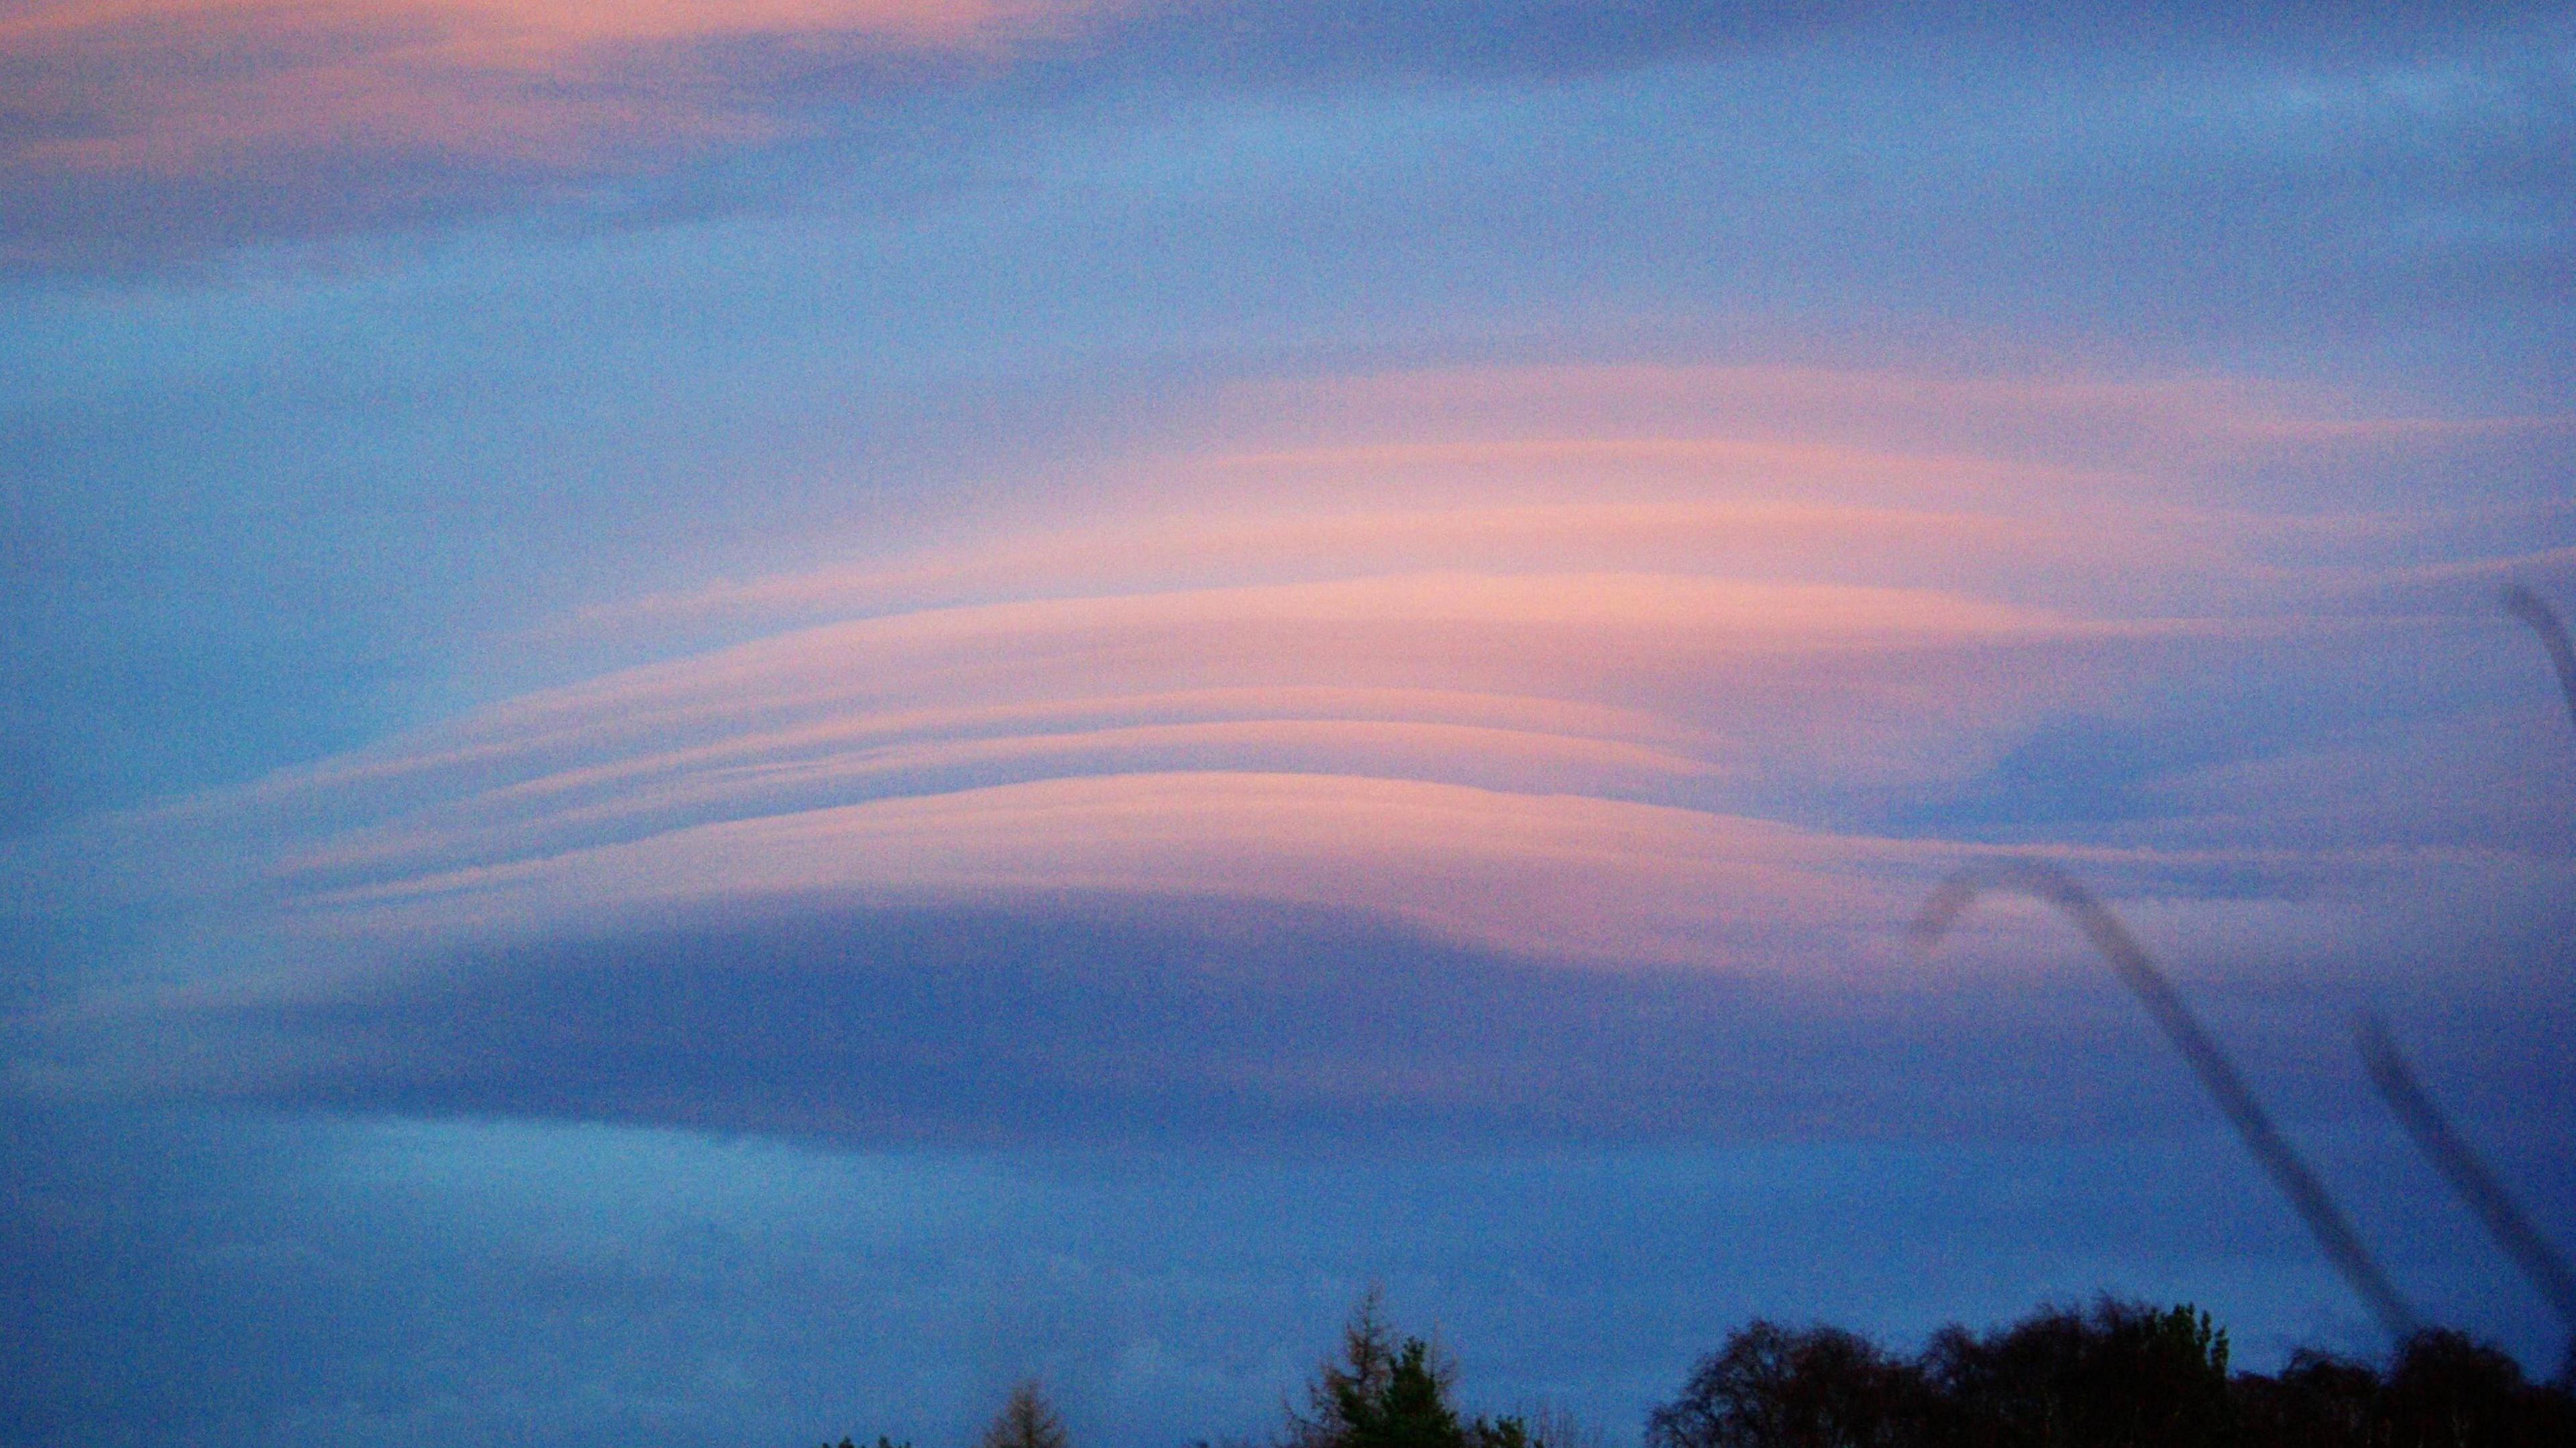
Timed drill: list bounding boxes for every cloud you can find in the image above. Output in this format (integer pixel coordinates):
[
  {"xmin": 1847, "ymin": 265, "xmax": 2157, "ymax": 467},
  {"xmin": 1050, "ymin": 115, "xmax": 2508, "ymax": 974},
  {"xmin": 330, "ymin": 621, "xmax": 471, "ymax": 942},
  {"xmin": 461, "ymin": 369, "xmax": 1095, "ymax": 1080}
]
[
  {"xmin": 543, "ymin": 363, "xmax": 2575, "ymax": 675},
  {"xmin": 276, "ymin": 773, "xmax": 1921, "ymax": 960},
  {"xmin": 3, "ymin": 0, "xmax": 1121, "ymax": 172},
  {"xmin": 11, "ymin": 0, "xmax": 2568, "ymax": 280},
  {"xmin": 25, "ymin": 856, "xmax": 2576, "ymax": 1152},
  {"xmin": 0, "ymin": 0, "xmax": 1140, "ymax": 268},
  {"xmin": 0, "ymin": 0, "xmax": 1877, "ymax": 270},
  {"xmin": 7, "ymin": 357, "xmax": 2572, "ymax": 1148},
  {"xmin": 10, "ymin": 15, "xmax": 2576, "ymax": 1440}
]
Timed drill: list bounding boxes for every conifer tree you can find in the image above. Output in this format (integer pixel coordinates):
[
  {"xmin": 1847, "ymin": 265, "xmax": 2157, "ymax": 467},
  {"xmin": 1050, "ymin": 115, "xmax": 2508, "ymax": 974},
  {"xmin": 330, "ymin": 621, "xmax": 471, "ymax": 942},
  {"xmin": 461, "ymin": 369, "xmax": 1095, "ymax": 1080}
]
[{"xmin": 980, "ymin": 1381, "xmax": 1070, "ymax": 1448}]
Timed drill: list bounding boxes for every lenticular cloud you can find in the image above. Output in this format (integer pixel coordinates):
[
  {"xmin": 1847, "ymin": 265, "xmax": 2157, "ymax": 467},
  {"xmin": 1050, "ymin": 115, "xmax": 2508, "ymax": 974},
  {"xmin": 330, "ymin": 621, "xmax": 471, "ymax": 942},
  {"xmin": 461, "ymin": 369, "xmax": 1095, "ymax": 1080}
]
[{"xmin": 12, "ymin": 362, "xmax": 2572, "ymax": 1143}]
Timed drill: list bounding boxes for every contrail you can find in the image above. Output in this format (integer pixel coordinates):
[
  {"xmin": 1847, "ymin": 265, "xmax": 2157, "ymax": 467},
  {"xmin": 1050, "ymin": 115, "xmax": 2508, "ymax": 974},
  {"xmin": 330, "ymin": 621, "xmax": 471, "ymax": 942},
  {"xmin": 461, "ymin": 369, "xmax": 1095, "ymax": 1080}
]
[
  {"xmin": 2504, "ymin": 583, "xmax": 2576, "ymax": 737},
  {"xmin": 1913, "ymin": 857, "xmax": 2418, "ymax": 1343},
  {"xmin": 2358, "ymin": 1013, "xmax": 2576, "ymax": 1348}
]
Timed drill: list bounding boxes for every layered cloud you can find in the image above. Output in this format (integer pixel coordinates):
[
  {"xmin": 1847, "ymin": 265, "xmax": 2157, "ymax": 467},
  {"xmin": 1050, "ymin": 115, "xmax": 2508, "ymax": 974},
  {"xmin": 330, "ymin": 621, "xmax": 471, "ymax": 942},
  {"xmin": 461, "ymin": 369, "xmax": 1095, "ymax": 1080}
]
[{"xmin": 10, "ymin": 359, "xmax": 2573, "ymax": 1145}]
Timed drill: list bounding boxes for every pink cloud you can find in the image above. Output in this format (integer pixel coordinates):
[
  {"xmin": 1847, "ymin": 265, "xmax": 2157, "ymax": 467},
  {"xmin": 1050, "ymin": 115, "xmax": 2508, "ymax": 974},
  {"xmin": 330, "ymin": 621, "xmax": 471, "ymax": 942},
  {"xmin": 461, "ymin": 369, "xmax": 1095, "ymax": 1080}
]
[
  {"xmin": 14, "ymin": 355, "xmax": 2569, "ymax": 1096},
  {"xmin": 283, "ymin": 771, "xmax": 1936, "ymax": 973},
  {"xmin": 2, "ymin": 0, "xmax": 1131, "ymax": 180},
  {"xmin": 561, "ymin": 363, "xmax": 2575, "ymax": 645},
  {"xmin": 252, "ymin": 567, "xmax": 2138, "ymax": 875}
]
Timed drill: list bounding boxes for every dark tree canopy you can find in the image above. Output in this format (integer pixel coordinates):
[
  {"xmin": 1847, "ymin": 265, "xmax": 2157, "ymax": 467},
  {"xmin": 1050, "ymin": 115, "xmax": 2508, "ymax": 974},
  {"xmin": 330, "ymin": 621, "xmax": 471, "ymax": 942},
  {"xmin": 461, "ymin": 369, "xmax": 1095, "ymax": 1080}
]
[
  {"xmin": 1921, "ymin": 1300, "xmax": 2231, "ymax": 1447},
  {"xmin": 815, "ymin": 1297, "xmax": 2573, "ymax": 1448},
  {"xmin": 1647, "ymin": 1320, "xmax": 1929, "ymax": 1448},
  {"xmin": 1283, "ymin": 1290, "xmax": 1549, "ymax": 1448},
  {"xmin": 1650, "ymin": 1302, "xmax": 2574, "ymax": 1448}
]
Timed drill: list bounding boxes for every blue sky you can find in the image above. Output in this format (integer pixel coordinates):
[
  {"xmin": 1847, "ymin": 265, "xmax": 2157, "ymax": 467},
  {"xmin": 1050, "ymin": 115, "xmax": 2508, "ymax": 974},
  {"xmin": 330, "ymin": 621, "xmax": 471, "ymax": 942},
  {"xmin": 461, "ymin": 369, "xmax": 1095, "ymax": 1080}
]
[{"xmin": 5, "ymin": 3, "xmax": 2575, "ymax": 1444}]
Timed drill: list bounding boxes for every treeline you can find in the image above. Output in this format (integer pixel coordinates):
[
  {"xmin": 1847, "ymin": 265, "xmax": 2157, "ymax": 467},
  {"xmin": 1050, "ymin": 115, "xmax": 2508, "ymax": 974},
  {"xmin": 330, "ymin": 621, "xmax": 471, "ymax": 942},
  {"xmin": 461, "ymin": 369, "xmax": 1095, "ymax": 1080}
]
[
  {"xmin": 1648, "ymin": 1300, "xmax": 2573, "ymax": 1447},
  {"xmin": 822, "ymin": 1294, "xmax": 2576, "ymax": 1448}
]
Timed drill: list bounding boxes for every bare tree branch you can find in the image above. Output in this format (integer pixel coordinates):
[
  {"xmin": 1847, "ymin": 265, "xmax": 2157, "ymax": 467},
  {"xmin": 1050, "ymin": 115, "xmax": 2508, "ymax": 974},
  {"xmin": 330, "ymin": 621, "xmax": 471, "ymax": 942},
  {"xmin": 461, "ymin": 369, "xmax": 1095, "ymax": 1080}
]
[
  {"xmin": 1913, "ymin": 857, "xmax": 2418, "ymax": 1343},
  {"xmin": 2504, "ymin": 583, "xmax": 2576, "ymax": 740},
  {"xmin": 2359, "ymin": 1013, "xmax": 2576, "ymax": 1351}
]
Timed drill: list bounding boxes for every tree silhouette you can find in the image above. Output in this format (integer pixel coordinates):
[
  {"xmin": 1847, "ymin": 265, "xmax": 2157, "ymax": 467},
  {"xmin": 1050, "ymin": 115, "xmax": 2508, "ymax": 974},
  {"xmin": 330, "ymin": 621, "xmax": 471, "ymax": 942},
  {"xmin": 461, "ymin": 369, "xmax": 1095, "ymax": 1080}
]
[
  {"xmin": 1923, "ymin": 1300, "xmax": 2231, "ymax": 1448},
  {"xmin": 1646, "ymin": 1320, "xmax": 1929, "ymax": 1448},
  {"xmin": 1283, "ymin": 1290, "xmax": 1545, "ymax": 1448},
  {"xmin": 1648, "ymin": 1302, "xmax": 2576, "ymax": 1448},
  {"xmin": 980, "ymin": 1381, "xmax": 1071, "ymax": 1448},
  {"xmin": 2233, "ymin": 1349, "xmax": 2381, "ymax": 1448},
  {"xmin": 2381, "ymin": 1327, "xmax": 2576, "ymax": 1447}
]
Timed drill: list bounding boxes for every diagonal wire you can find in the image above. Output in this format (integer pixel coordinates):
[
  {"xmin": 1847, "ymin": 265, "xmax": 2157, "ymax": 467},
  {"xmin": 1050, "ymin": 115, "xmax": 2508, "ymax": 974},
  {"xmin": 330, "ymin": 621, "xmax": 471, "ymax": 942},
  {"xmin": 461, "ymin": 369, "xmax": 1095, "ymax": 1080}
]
[
  {"xmin": 1913, "ymin": 856, "xmax": 2419, "ymax": 1343},
  {"xmin": 2357, "ymin": 1013, "xmax": 2576, "ymax": 1344},
  {"xmin": 2504, "ymin": 583, "xmax": 2576, "ymax": 737}
]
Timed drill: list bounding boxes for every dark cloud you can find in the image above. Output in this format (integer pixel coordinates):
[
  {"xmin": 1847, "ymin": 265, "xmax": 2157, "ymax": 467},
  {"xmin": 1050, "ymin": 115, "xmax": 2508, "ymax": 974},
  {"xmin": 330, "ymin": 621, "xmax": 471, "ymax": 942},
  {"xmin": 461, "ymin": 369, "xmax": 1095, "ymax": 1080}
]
[{"xmin": 34, "ymin": 893, "xmax": 2574, "ymax": 1152}]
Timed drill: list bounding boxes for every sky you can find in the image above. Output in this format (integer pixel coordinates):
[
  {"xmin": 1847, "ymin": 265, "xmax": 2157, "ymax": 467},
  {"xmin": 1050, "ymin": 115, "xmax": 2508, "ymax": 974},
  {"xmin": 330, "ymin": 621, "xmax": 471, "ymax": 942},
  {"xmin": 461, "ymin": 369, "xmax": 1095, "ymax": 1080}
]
[{"xmin": 4, "ymin": 2, "xmax": 2576, "ymax": 1443}]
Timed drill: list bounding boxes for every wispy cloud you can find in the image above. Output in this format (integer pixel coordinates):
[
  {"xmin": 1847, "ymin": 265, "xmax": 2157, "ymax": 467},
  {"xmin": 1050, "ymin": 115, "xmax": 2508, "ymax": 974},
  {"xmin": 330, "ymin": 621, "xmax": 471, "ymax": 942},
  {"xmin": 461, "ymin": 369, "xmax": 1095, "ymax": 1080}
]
[
  {"xmin": 0, "ymin": 0, "xmax": 1141, "ymax": 267},
  {"xmin": 3, "ymin": 0, "xmax": 1123, "ymax": 171},
  {"xmin": 0, "ymin": 0, "xmax": 1878, "ymax": 268}
]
